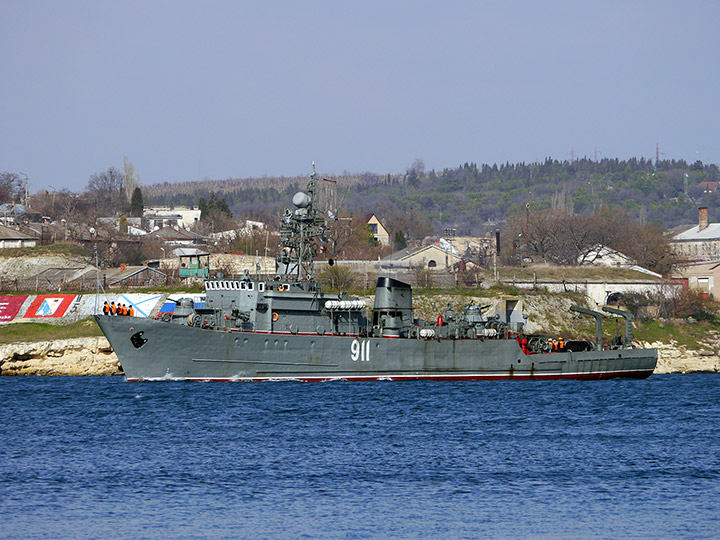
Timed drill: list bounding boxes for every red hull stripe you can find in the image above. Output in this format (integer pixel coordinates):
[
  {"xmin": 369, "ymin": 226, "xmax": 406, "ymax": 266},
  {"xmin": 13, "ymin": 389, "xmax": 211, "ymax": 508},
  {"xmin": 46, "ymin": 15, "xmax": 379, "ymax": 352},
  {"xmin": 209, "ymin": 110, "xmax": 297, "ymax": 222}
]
[{"xmin": 126, "ymin": 369, "xmax": 654, "ymax": 382}]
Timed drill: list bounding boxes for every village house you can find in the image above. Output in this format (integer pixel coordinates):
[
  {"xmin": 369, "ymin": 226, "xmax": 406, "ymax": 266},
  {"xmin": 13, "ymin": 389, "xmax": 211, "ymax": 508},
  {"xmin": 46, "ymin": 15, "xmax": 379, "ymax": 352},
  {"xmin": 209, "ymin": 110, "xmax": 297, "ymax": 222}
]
[
  {"xmin": 0, "ymin": 223, "xmax": 38, "ymax": 248},
  {"xmin": 671, "ymin": 207, "xmax": 720, "ymax": 262},
  {"xmin": 150, "ymin": 226, "xmax": 205, "ymax": 247},
  {"xmin": 366, "ymin": 214, "xmax": 390, "ymax": 246},
  {"xmin": 672, "ymin": 260, "xmax": 720, "ymax": 298},
  {"xmin": 381, "ymin": 241, "xmax": 471, "ymax": 271},
  {"xmin": 579, "ymin": 245, "xmax": 661, "ymax": 277},
  {"xmin": 144, "ymin": 206, "xmax": 201, "ymax": 229}
]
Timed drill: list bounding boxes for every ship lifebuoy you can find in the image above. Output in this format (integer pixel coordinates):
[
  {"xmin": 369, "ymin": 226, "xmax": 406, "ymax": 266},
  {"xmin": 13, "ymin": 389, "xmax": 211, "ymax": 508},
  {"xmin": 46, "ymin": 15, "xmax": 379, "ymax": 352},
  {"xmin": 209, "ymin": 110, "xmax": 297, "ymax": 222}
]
[
  {"xmin": 278, "ymin": 285, "xmax": 285, "ymax": 292},
  {"xmin": 272, "ymin": 312, "xmax": 279, "ymax": 322}
]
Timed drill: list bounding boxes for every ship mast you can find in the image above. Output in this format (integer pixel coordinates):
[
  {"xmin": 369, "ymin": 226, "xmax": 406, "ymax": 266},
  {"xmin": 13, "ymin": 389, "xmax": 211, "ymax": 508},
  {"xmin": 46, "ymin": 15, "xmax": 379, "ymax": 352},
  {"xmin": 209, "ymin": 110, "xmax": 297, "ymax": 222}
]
[{"xmin": 277, "ymin": 163, "xmax": 327, "ymax": 282}]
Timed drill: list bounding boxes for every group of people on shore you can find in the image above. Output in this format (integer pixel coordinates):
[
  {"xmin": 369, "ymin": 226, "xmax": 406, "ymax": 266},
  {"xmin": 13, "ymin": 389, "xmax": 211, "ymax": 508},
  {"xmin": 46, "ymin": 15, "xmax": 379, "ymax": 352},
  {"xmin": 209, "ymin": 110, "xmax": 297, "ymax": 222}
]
[{"xmin": 102, "ymin": 301, "xmax": 134, "ymax": 317}]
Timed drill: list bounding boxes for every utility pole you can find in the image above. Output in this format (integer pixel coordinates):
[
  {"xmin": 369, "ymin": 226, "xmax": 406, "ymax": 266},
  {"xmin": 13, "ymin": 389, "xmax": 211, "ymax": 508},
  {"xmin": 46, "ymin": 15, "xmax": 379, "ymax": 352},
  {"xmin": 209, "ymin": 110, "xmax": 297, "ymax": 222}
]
[{"xmin": 18, "ymin": 172, "xmax": 29, "ymax": 209}]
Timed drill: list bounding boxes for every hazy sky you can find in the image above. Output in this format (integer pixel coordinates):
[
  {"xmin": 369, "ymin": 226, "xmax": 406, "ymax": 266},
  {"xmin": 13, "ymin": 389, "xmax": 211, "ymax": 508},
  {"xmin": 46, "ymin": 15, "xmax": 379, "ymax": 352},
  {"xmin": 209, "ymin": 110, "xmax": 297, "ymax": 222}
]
[{"xmin": 2, "ymin": 1, "xmax": 718, "ymax": 193}]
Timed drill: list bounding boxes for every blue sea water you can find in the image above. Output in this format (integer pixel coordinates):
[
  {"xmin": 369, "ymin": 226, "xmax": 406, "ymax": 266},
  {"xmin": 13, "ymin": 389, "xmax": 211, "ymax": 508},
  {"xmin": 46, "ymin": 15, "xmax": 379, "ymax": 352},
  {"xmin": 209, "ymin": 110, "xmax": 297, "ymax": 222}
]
[{"xmin": 1, "ymin": 375, "xmax": 718, "ymax": 540}]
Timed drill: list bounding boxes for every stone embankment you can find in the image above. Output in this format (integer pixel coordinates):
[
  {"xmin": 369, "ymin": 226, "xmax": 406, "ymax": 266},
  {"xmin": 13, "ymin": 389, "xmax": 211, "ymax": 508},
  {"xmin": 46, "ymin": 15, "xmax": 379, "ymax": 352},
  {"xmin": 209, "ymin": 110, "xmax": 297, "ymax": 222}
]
[
  {"xmin": 643, "ymin": 341, "xmax": 720, "ymax": 374},
  {"xmin": 0, "ymin": 337, "xmax": 121, "ymax": 376},
  {"xmin": 0, "ymin": 337, "xmax": 716, "ymax": 376}
]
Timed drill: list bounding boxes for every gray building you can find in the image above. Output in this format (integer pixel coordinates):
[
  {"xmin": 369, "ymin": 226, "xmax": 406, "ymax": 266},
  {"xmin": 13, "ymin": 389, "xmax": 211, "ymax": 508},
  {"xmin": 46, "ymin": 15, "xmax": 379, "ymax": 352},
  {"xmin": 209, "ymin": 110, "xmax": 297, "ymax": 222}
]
[{"xmin": 0, "ymin": 224, "xmax": 37, "ymax": 248}]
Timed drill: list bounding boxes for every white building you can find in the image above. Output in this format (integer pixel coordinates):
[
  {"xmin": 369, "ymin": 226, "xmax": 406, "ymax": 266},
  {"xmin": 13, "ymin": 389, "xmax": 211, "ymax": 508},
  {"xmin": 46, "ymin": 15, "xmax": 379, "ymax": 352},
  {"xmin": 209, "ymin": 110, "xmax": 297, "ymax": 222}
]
[
  {"xmin": 144, "ymin": 206, "xmax": 202, "ymax": 229},
  {"xmin": 579, "ymin": 245, "xmax": 661, "ymax": 278}
]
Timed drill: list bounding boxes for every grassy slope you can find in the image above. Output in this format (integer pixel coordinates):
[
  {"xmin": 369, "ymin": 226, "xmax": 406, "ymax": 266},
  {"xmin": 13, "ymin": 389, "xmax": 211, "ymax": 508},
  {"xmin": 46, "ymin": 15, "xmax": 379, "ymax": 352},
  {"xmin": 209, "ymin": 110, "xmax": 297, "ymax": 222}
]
[
  {"xmin": 0, "ymin": 243, "xmax": 92, "ymax": 258},
  {"xmin": 0, "ymin": 318, "xmax": 103, "ymax": 344}
]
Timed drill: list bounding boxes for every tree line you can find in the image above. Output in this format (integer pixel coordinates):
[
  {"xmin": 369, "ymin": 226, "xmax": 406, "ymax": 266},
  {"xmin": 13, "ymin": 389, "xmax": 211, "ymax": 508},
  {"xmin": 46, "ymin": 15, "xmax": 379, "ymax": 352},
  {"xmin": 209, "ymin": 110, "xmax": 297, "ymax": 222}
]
[{"xmin": 141, "ymin": 156, "xmax": 720, "ymax": 235}]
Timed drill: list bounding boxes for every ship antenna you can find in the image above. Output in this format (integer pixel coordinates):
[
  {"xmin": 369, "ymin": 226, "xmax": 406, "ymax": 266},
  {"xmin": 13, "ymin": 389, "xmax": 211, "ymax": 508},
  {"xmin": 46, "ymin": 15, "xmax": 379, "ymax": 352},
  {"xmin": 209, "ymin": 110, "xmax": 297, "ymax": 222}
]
[
  {"xmin": 276, "ymin": 162, "xmax": 327, "ymax": 283},
  {"xmin": 94, "ymin": 239, "xmax": 99, "ymax": 314}
]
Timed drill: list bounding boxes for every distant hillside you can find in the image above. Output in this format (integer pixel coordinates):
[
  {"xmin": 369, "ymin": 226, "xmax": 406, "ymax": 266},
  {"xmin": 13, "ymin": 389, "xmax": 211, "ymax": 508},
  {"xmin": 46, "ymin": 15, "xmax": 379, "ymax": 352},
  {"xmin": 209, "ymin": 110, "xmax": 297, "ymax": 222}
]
[{"xmin": 143, "ymin": 157, "xmax": 720, "ymax": 236}]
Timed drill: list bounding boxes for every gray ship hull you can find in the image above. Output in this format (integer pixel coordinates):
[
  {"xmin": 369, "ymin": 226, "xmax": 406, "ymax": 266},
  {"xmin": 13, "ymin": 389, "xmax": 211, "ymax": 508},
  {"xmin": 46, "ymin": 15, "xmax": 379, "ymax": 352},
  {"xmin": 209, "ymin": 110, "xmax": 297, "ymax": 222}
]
[{"xmin": 96, "ymin": 315, "xmax": 658, "ymax": 381}]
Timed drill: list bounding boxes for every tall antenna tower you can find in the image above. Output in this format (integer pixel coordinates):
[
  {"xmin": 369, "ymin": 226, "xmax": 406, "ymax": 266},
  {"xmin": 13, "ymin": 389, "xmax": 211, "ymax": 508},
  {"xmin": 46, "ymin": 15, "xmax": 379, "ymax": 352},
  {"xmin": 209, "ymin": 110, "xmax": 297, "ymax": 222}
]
[
  {"xmin": 319, "ymin": 177, "xmax": 338, "ymax": 218},
  {"xmin": 276, "ymin": 163, "xmax": 327, "ymax": 282}
]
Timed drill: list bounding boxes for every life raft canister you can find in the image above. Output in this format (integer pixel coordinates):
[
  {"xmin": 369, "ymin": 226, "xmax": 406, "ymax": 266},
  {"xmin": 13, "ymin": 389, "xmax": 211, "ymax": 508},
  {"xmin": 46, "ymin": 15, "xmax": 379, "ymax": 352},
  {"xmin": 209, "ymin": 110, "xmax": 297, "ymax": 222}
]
[{"xmin": 272, "ymin": 312, "xmax": 279, "ymax": 322}]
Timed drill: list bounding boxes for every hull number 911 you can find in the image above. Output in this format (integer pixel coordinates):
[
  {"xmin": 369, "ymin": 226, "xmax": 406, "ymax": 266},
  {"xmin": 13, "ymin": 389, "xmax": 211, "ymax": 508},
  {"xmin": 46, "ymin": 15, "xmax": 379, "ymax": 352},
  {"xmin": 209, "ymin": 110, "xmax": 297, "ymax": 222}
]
[{"xmin": 351, "ymin": 339, "xmax": 371, "ymax": 362}]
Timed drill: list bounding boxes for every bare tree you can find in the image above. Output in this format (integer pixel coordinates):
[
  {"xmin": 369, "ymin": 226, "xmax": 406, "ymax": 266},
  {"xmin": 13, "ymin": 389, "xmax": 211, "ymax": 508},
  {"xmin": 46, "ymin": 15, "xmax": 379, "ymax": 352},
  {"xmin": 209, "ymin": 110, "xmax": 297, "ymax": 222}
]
[
  {"xmin": 0, "ymin": 172, "xmax": 22, "ymax": 204},
  {"xmin": 86, "ymin": 167, "xmax": 126, "ymax": 219},
  {"xmin": 56, "ymin": 190, "xmax": 80, "ymax": 222},
  {"xmin": 506, "ymin": 205, "xmax": 676, "ymax": 275},
  {"xmin": 318, "ymin": 212, "xmax": 391, "ymax": 260}
]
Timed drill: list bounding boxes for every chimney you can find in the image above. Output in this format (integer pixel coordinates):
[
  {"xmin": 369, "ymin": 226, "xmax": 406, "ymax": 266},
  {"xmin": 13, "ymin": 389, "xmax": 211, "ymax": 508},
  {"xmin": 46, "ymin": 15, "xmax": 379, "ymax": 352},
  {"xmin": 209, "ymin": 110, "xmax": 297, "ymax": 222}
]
[{"xmin": 699, "ymin": 207, "xmax": 708, "ymax": 230}]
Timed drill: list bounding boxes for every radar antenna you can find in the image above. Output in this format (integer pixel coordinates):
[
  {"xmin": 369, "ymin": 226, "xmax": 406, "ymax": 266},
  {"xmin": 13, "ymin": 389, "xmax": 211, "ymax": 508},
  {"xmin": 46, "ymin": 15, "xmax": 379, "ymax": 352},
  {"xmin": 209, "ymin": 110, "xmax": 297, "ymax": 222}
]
[{"xmin": 276, "ymin": 163, "xmax": 327, "ymax": 282}]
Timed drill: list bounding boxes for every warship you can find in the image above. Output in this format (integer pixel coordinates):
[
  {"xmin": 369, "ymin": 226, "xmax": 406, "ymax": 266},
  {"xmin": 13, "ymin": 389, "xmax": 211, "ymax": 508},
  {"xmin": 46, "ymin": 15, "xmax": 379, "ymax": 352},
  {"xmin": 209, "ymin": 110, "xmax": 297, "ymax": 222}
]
[{"xmin": 95, "ymin": 166, "xmax": 657, "ymax": 382}]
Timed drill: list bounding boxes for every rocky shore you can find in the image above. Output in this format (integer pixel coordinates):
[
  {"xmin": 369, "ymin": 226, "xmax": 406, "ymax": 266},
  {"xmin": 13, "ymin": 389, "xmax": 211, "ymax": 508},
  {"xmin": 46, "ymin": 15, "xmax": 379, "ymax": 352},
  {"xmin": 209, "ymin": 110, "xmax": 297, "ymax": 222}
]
[
  {"xmin": 643, "ymin": 341, "xmax": 720, "ymax": 374},
  {"xmin": 0, "ymin": 337, "xmax": 122, "ymax": 376},
  {"xmin": 0, "ymin": 337, "xmax": 716, "ymax": 376}
]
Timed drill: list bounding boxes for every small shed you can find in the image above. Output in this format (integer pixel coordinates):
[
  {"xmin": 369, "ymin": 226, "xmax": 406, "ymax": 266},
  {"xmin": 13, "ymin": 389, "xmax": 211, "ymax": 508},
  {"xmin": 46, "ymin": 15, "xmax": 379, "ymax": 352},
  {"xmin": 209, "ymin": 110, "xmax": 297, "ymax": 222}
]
[{"xmin": 179, "ymin": 252, "xmax": 210, "ymax": 278}]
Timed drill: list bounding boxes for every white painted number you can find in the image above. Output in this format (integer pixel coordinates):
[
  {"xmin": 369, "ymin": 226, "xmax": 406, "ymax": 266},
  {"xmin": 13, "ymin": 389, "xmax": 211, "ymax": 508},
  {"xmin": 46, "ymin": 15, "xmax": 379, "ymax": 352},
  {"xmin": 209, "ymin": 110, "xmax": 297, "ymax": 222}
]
[{"xmin": 351, "ymin": 339, "xmax": 371, "ymax": 362}]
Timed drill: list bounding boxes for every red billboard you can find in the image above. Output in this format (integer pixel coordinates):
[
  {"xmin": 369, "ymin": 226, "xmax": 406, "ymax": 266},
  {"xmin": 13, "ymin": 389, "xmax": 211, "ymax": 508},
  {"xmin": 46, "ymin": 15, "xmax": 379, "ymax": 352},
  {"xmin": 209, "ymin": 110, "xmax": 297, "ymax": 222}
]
[
  {"xmin": 0, "ymin": 295, "xmax": 28, "ymax": 322},
  {"xmin": 23, "ymin": 295, "xmax": 78, "ymax": 319}
]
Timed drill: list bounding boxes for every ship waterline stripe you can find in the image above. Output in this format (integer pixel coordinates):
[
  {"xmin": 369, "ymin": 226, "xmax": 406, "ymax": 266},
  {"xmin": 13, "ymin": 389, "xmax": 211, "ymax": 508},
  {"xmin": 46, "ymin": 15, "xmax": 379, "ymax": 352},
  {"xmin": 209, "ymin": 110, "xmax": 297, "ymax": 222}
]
[{"xmin": 126, "ymin": 368, "xmax": 654, "ymax": 382}]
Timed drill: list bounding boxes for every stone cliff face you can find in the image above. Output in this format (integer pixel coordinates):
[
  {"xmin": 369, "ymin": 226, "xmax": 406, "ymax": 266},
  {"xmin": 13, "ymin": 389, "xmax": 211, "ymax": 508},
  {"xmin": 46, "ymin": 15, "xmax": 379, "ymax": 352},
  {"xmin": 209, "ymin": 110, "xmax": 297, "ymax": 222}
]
[
  {"xmin": 0, "ymin": 337, "xmax": 122, "ymax": 376},
  {"xmin": 643, "ymin": 341, "xmax": 720, "ymax": 374},
  {"xmin": 0, "ymin": 337, "xmax": 716, "ymax": 376}
]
